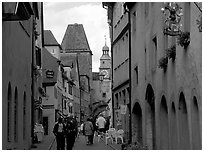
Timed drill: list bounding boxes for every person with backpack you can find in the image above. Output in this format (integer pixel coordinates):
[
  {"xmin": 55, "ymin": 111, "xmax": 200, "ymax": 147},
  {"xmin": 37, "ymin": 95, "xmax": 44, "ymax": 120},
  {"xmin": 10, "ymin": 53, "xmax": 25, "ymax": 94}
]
[
  {"xmin": 53, "ymin": 117, "xmax": 66, "ymax": 150},
  {"xmin": 65, "ymin": 115, "xmax": 78, "ymax": 150},
  {"xmin": 83, "ymin": 118, "xmax": 94, "ymax": 145}
]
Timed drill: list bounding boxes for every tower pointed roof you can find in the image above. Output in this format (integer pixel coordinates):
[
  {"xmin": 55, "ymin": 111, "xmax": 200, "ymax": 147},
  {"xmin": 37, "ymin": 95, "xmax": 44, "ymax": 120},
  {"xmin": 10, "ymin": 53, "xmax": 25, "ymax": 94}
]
[
  {"xmin": 100, "ymin": 36, "xmax": 110, "ymax": 60},
  {"xmin": 102, "ymin": 35, "xmax": 109, "ymax": 51},
  {"xmin": 61, "ymin": 23, "xmax": 91, "ymax": 52},
  {"xmin": 44, "ymin": 30, "xmax": 60, "ymax": 46}
]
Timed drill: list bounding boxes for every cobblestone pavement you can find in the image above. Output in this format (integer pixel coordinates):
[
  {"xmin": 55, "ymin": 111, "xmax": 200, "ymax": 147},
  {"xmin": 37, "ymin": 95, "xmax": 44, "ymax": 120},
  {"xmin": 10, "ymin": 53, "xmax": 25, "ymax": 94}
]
[{"xmin": 50, "ymin": 134, "xmax": 122, "ymax": 150}]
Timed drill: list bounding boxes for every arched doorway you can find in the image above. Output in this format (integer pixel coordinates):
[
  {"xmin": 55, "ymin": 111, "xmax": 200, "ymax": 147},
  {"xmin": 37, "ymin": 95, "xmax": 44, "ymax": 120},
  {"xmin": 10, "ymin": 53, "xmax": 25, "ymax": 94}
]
[
  {"xmin": 170, "ymin": 102, "xmax": 178, "ymax": 149},
  {"xmin": 191, "ymin": 96, "xmax": 201, "ymax": 149},
  {"xmin": 145, "ymin": 84, "xmax": 155, "ymax": 149},
  {"xmin": 159, "ymin": 96, "xmax": 169, "ymax": 149},
  {"xmin": 178, "ymin": 92, "xmax": 190, "ymax": 149},
  {"xmin": 92, "ymin": 101, "xmax": 108, "ymax": 120},
  {"xmin": 132, "ymin": 102, "xmax": 142, "ymax": 144}
]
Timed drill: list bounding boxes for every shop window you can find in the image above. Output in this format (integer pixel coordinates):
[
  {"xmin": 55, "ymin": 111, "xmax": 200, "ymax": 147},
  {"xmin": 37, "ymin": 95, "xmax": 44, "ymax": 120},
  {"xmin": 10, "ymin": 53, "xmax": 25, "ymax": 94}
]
[
  {"xmin": 23, "ymin": 92, "xmax": 26, "ymax": 140},
  {"xmin": 14, "ymin": 87, "xmax": 18, "ymax": 142},
  {"xmin": 7, "ymin": 83, "xmax": 12, "ymax": 142},
  {"xmin": 102, "ymin": 92, "xmax": 106, "ymax": 98}
]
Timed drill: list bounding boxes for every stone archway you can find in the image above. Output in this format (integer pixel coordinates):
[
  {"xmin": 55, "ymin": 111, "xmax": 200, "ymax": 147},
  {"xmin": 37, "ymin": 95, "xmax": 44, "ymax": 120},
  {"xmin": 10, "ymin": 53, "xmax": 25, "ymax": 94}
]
[
  {"xmin": 170, "ymin": 102, "xmax": 178, "ymax": 149},
  {"xmin": 132, "ymin": 102, "xmax": 142, "ymax": 144},
  {"xmin": 191, "ymin": 96, "xmax": 201, "ymax": 149},
  {"xmin": 92, "ymin": 101, "xmax": 108, "ymax": 119},
  {"xmin": 178, "ymin": 92, "xmax": 190, "ymax": 149},
  {"xmin": 159, "ymin": 96, "xmax": 169, "ymax": 149},
  {"xmin": 145, "ymin": 84, "xmax": 155, "ymax": 150}
]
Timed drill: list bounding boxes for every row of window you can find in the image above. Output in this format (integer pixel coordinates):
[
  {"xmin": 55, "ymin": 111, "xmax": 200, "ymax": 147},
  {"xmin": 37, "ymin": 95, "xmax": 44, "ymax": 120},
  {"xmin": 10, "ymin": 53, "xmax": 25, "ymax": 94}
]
[
  {"xmin": 7, "ymin": 83, "xmax": 27, "ymax": 143},
  {"xmin": 115, "ymin": 87, "xmax": 130, "ymax": 108}
]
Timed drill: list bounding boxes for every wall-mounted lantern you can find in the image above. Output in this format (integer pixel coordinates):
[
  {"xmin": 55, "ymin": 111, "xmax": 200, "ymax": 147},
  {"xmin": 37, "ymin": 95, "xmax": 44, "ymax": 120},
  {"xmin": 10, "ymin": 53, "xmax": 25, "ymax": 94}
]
[{"xmin": 161, "ymin": 2, "xmax": 183, "ymax": 36}]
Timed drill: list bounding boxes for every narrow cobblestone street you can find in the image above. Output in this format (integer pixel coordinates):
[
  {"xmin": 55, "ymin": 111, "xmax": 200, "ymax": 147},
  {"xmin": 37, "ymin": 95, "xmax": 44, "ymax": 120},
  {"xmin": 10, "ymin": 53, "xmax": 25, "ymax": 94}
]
[
  {"xmin": 49, "ymin": 134, "xmax": 121, "ymax": 150},
  {"xmin": 2, "ymin": 2, "xmax": 202, "ymax": 150}
]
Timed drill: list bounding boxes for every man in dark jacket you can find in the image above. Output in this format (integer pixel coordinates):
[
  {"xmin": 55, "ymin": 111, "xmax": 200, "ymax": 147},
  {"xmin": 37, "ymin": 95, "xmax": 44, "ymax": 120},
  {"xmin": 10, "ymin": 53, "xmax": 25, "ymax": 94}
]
[
  {"xmin": 65, "ymin": 115, "xmax": 78, "ymax": 150},
  {"xmin": 53, "ymin": 117, "xmax": 66, "ymax": 150}
]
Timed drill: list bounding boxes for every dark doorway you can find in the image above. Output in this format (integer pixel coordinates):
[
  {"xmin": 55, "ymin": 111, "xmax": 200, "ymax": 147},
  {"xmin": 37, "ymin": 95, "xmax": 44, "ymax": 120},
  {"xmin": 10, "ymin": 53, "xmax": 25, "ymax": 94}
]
[
  {"xmin": 132, "ymin": 102, "xmax": 142, "ymax": 144},
  {"xmin": 43, "ymin": 117, "xmax": 48, "ymax": 135},
  {"xmin": 178, "ymin": 92, "xmax": 190, "ymax": 149},
  {"xmin": 159, "ymin": 96, "xmax": 169, "ymax": 149},
  {"xmin": 145, "ymin": 84, "xmax": 155, "ymax": 150}
]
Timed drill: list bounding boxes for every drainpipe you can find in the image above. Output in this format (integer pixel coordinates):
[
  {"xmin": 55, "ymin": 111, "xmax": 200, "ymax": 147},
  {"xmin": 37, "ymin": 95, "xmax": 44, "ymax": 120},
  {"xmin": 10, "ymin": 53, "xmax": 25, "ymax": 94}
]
[
  {"xmin": 128, "ymin": 9, "xmax": 132, "ymax": 144},
  {"xmin": 124, "ymin": 2, "xmax": 132, "ymax": 144}
]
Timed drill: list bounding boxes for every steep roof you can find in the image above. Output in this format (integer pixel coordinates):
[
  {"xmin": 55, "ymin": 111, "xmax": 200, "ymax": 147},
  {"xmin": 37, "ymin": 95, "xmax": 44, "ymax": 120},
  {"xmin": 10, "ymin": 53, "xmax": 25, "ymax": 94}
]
[
  {"xmin": 44, "ymin": 30, "xmax": 60, "ymax": 46},
  {"xmin": 42, "ymin": 47, "xmax": 59, "ymax": 84},
  {"xmin": 61, "ymin": 24, "xmax": 91, "ymax": 51},
  {"xmin": 60, "ymin": 55, "xmax": 76, "ymax": 67}
]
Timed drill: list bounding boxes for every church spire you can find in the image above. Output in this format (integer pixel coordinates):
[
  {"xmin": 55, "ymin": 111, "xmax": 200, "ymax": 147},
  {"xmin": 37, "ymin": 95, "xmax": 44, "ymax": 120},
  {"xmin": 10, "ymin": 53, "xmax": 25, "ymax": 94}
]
[
  {"xmin": 105, "ymin": 35, "xmax": 107, "ymax": 46},
  {"xmin": 102, "ymin": 35, "xmax": 109, "ymax": 55}
]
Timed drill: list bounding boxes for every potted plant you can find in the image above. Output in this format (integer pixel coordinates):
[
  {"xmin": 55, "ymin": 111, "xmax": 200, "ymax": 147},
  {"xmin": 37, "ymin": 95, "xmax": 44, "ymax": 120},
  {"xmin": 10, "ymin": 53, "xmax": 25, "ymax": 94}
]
[
  {"xmin": 166, "ymin": 45, "xmax": 176, "ymax": 61},
  {"xmin": 177, "ymin": 31, "xmax": 190, "ymax": 49},
  {"xmin": 158, "ymin": 56, "xmax": 168, "ymax": 71}
]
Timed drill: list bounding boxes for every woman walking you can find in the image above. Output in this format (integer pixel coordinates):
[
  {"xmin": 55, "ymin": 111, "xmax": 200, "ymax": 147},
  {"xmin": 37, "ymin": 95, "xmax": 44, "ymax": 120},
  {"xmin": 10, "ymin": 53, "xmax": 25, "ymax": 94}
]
[
  {"xmin": 83, "ymin": 118, "xmax": 94, "ymax": 145},
  {"xmin": 53, "ymin": 117, "xmax": 66, "ymax": 150}
]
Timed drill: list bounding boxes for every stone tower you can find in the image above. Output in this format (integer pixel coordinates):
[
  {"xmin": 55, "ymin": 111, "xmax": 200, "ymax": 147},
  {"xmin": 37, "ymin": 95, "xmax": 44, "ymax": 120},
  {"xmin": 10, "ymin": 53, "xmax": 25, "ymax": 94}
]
[
  {"xmin": 60, "ymin": 23, "xmax": 93, "ymax": 121},
  {"xmin": 99, "ymin": 37, "xmax": 111, "ymax": 80},
  {"xmin": 99, "ymin": 37, "xmax": 111, "ymax": 103}
]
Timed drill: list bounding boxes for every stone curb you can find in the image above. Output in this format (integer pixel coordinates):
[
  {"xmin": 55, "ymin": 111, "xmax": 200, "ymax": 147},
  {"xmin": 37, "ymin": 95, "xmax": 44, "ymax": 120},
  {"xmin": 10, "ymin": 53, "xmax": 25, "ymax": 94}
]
[{"xmin": 48, "ymin": 137, "xmax": 56, "ymax": 150}]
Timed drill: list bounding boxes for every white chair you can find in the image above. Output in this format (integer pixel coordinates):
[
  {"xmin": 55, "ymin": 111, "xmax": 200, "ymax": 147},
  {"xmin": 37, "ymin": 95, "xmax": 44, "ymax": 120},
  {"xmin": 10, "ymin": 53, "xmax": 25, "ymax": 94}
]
[
  {"xmin": 115, "ymin": 129, "xmax": 124, "ymax": 144},
  {"xmin": 97, "ymin": 131, "xmax": 104, "ymax": 142},
  {"xmin": 105, "ymin": 130, "xmax": 114, "ymax": 144}
]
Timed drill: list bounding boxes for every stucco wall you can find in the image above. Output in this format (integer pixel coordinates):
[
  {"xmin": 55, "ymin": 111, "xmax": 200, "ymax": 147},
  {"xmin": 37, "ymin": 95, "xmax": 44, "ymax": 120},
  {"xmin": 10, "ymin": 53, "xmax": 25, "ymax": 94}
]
[
  {"xmin": 2, "ymin": 19, "xmax": 33, "ymax": 149},
  {"xmin": 130, "ymin": 2, "xmax": 201, "ymax": 150}
]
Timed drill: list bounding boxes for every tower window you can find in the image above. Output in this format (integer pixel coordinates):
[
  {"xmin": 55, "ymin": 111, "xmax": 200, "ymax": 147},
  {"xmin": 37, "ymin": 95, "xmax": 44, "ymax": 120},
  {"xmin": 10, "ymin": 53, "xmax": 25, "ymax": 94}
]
[{"xmin": 102, "ymin": 93, "xmax": 106, "ymax": 98}]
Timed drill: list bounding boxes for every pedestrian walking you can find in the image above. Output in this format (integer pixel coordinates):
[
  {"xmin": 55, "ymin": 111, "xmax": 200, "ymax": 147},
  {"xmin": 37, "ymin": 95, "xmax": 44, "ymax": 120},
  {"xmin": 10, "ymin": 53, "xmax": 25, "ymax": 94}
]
[
  {"xmin": 83, "ymin": 118, "xmax": 94, "ymax": 145},
  {"xmin": 65, "ymin": 115, "xmax": 78, "ymax": 150},
  {"xmin": 80, "ymin": 122, "xmax": 84, "ymax": 135},
  {"xmin": 96, "ymin": 114, "xmax": 106, "ymax": 134},
  {"xmin": 53, "ymin": 117, "xmax": 66, "ymax": 150},
  {"xmin": 89, "ymin": 117, "xmax": 96, "ymax": 144},
  {"xmin": 105, "ymin": 116, "xmax": 110, "ymax": 132}
]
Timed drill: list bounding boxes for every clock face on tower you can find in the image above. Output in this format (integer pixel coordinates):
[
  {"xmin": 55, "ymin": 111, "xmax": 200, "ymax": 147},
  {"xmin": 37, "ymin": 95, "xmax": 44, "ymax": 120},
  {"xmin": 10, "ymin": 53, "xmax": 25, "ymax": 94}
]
[{"xmin": 101, "ymin": 70, "xmax": 109, "ymax": 78}]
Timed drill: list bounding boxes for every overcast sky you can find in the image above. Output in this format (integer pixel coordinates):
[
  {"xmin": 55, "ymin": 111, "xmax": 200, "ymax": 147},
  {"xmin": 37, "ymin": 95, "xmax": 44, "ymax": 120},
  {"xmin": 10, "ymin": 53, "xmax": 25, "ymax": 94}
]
[{"xmin": 44, "ymin": 2, "xmax": 111, "ymax": 72}]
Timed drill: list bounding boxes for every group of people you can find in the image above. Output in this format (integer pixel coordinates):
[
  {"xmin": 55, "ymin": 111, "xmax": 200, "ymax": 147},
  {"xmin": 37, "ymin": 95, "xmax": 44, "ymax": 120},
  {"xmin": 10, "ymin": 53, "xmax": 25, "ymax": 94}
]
[
  {"xmin": 54, "ymin": 114, "xmax": 111, "ymax": 149},
  {"xmin": 53, "ymin": 115, "xmax": 78, "ymax": 150},
  {"xmin": 80, "ymin": 114, "xmax": 110, "ymax": 145}
]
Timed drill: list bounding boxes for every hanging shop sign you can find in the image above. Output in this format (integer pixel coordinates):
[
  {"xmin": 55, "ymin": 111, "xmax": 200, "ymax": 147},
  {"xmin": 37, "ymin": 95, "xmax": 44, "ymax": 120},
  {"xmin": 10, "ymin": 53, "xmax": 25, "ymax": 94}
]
[{"xmin": 46, "ymin": 70, "xmax": 54, "ymax": 78}]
